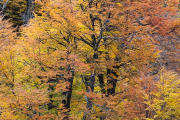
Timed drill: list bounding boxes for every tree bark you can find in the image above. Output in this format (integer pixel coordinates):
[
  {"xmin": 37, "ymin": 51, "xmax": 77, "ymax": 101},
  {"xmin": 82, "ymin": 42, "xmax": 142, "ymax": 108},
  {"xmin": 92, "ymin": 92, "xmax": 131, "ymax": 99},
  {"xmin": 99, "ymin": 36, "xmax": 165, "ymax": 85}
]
[
  {"xmin": 83, "ymin": 51, "xmax": 97, "ymax": 119},
  {"xmin": 98, "ymin": 74, "xmax": 105, "ymax": 94},
  {"xmin": 106, "ymin": 68, "xmax": 118, "ymax": 96},
  {"xmin": 24, "ymin": 0, "xmax": 34, "ymax": 24},
  {"xmin": 62, "ymin": 67, "xmax": 74, "ymax": 119},
  {"xmin": 62, "ymin": 45, "xmax": 75, "ymax": 119}
]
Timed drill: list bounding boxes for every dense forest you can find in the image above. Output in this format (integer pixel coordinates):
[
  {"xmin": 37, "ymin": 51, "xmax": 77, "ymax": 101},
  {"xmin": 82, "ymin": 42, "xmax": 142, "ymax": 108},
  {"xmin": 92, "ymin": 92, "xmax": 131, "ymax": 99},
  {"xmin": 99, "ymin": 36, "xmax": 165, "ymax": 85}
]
[{"xmin": 0, "ymin": 0, "xmax": 180, "ymax": 120}]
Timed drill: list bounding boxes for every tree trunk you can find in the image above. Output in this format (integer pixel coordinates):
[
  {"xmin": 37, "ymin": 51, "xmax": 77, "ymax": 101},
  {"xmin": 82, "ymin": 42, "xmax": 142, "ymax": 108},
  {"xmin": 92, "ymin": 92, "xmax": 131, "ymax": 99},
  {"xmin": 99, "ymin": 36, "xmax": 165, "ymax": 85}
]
[
  {"xmin": 83, "ymin": 51, "xmax": 97, "ymax": 119},
  {"xmin": 106, "ymin": 68, "xmax": 118, "ymax": 96},
  {"xmin": 47, "ymin": 76, "xmax": 60, "ymax": 110},
  {"xmin": 98, "ymin": 74, "xmax": 105, "ymax": 94},
  {"xmin": 24, "ymin": 0, "xmax": 34, "ymax": 24},
  {"xmin": 62, "ymin": 68, "xmax": 74, "ymax": 119},
  {"xmin": 83, "ymin": 73, "xmax": 95, "ymax": 120}
]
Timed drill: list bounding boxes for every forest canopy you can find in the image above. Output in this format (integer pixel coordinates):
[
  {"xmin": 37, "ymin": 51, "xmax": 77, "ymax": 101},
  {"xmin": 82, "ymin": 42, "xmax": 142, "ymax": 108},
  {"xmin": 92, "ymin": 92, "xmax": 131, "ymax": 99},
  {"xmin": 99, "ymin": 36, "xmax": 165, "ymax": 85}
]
[{"xmin": 0, "ymin": 0, "xmax": 179, "ymax": 120}]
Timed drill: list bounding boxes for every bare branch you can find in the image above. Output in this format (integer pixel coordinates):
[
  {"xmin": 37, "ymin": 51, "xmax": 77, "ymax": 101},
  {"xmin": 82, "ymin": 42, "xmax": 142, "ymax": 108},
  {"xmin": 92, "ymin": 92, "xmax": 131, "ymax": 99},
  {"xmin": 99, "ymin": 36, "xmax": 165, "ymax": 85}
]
[
  {"xmin": 102, "ymin": 36, "xmax": 129, "ymax": 40},
  {"xmin": 1, "ymin": 0, "xmax": 10, "ymax": 11},
  {"xmin": 92, "ymin": 103, "xmax": 109, "ymax": 111},
  {"xmin": 95, "ymin": 27, "xmax": 104, "ymax": 49},
  {"xmin": 76, "ymin": 36, "xmax": 94, "ymax": 48},
  {"xmin": 128, "ymin": 33, "xmax": 135, "ymax": 42}
]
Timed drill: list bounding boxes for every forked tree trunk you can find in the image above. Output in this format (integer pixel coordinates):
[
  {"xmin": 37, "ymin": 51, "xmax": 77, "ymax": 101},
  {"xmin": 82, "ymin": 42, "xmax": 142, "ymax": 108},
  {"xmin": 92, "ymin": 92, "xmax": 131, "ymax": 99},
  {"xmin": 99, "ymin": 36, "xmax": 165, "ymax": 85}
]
[{"xmin": 106, "ymin": 55, "xmax": 121, "ymax": 96}]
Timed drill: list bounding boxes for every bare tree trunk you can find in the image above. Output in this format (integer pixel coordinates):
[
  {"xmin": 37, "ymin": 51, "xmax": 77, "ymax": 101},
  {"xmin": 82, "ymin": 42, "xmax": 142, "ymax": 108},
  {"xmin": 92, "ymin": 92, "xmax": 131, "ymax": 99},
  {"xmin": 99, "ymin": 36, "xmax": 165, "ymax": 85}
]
[{"xmin": 24, "ymin": 0, "xmax": 34, "ymax": 24}]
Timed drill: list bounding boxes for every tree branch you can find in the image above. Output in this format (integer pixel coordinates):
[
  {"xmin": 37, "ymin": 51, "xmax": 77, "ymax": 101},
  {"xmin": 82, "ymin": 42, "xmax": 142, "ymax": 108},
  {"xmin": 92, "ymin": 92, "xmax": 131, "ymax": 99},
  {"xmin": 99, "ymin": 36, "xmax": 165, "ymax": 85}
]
[
  {"xmin": 95, "ymin": 27, "xmax": 104, "ymax": 50},
  {"xmin": 92, "ymin": 103, "xmax": 109, "ymax": 111},
  {"xmin": 1, "ymin": 0, "xmax": 10, "ymax": 11},
  {"xmin": 102, "ymin": 36, "xmax": 129, "ymax": 40},
  {"xmin": 76, "ymin": 36, "xmax": 93, "ymax": 48}
]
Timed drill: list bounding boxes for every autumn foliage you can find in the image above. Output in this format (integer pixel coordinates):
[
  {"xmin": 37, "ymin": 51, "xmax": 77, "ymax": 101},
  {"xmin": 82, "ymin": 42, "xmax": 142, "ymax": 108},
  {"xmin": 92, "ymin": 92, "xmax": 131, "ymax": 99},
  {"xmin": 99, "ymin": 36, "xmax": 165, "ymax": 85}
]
[{"xmin": 0, "ymin": 0, "xmax": 179, "ymax": 119}]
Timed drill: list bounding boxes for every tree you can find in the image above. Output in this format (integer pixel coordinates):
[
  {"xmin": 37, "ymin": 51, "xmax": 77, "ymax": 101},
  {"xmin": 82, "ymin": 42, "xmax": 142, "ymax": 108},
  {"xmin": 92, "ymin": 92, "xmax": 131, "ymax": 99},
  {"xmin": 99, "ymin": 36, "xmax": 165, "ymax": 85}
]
[
  {"xmin": 0, "ymin": 15, "xmax": 16, "ymax": 89},
  {"xmin": 146, "ymin": 69, "xmax": 180, "ymax": 120},
  {"xmin": 73, "ymin": 0, "xmax": 179, "ymax": 119},
  {"xmin": 0, "ymin": 15, "xmax": 51, "ymax": 120},
  {"xmin": 19, "ymin": 1, "xmax": 88, "ymax": 119}
]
